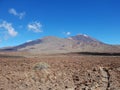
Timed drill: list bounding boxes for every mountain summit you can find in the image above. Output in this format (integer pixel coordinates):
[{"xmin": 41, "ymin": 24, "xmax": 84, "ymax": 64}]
[
  {"xmin": 0, "ymin": 35, "xmax": 120, "ymax": 54},
  {"xmin": 70, "ymin": 34, "xmax": 98, "ymax": 42}
]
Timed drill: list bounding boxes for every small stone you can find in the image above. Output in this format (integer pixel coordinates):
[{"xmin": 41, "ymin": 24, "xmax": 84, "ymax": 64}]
[
  {"xmin": 116, "ymin": 67, "xmax": 120, "ymax": 71},
  {"xmin": 100, "ymin": 67, "xmax": 108, "ymax": 78}
]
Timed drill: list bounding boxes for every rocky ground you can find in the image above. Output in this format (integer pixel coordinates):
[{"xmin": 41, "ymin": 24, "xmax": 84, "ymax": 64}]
[{"xmin": 0, "ymin": 53, "xmax": 120, "ymax": 90}]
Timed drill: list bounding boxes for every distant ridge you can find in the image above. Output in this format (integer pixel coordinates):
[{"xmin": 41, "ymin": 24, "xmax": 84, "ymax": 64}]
[{"xmin": 0, "ymin": 34, "xmax": 120, "ymax": 54}]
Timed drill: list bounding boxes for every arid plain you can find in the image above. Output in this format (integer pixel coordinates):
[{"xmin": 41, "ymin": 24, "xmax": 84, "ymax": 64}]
[{"xmin": 0, "ymin": 52, "xmax": 120, "ymax": 90}]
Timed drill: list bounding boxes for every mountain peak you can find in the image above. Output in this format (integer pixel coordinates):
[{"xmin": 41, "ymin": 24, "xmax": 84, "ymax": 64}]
[
  {"xmin": 68, "ymin": 34, "xmax": 102, "ymax": 45},
  {"xmin": 41, "ymin": 36, "xmax": 61, "ymax": 42},
  {"xmin": 76, "ymin": 34, "xmax": 89, "ymax": 37},
  {"xmin": 1, "ymin": 35, "xmax": 120, "ymax": 53},
  {"xmin": 42, "ymin": 36, "xmax": 61, "ymax": 39},
  {"xmin": 42, "ymin": 36, "xmax": 59, "ymax": 39}
]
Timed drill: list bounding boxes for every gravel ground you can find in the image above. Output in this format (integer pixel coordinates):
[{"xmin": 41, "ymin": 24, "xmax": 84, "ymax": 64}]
[{"xmin": 0, "ymin": 53, "xmax": 120, "ymax": 90}]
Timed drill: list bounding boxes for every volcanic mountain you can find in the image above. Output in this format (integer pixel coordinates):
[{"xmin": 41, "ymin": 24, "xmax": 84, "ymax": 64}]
[{"xmin": 0, "ymin": 34, "xmax": 120, "ymax": 54}]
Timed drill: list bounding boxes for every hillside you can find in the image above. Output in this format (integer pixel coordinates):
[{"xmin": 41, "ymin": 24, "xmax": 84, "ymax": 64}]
[{"xmin": 0, "ymin": 34, "xmax": 120, "ymax": 54}]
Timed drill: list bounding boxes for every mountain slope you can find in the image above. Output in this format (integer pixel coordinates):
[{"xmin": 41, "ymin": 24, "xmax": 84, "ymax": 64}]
[{"xmin": 0, "ymin": 35, "xmax": 120, "ymax": 54}]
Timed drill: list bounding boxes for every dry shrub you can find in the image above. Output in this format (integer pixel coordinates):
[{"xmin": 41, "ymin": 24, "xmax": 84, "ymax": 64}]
[{"xmin": 33, "ymin": 62, "xmax": 50, "ymax": 71}]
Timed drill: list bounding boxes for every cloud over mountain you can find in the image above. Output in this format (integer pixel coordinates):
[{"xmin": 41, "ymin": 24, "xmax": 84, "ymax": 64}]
[
  {"xmin": 66, "ymin": 32, "xmax": 71, "ymax": 35},
  {"xmin": 63, "ymin": 32, "xmax": 71, "ymax": 36},
  {"xmin": 27, "ymin": 21, "xmax": 43, "ymax": 33}
]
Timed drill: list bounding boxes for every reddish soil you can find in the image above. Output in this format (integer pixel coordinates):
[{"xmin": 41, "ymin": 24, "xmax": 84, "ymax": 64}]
[{"xmin": 0, "ymin": 53, "xmax": 120, "ymax": 90}]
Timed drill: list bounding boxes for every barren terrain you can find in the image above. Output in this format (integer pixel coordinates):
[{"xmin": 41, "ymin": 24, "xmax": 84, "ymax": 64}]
[{"xmin": 0, "ymin": 52, "xmax": 120, "ymax": 90}]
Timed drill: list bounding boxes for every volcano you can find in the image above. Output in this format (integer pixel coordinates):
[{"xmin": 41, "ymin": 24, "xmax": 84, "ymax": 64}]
[{"xmin": 0, "ymin": 34, "xmax": 120, "ymax": 54}]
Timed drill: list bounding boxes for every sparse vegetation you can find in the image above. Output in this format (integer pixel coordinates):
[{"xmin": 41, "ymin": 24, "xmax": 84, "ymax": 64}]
[{"xmin": 33, "ymin": 62, "xmax": 50, "ymax": 70}]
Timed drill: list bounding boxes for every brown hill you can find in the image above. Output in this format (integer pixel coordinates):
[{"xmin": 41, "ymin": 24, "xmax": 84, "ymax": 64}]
[{"xmin": 0, "ymin": 34, "xmax": 120, "ymax": 54}]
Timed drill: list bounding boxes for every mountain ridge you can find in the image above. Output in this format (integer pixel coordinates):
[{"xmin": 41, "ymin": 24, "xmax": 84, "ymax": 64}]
[{"xmin": 0, "ymin": 34, "xmax": 120, "ymax": 54}]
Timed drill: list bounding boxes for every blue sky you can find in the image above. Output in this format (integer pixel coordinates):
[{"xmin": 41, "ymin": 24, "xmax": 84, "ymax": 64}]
[{"xmin": 0, "ymin": 0, "xmax": 120, "ymax": 47}]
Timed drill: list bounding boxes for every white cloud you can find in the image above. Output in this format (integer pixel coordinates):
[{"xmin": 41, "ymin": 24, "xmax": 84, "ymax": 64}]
[
  {"xmin": 0, "ymin": 21, "xmax": 18, "ymax": 37},
  {"xmin": 27, "ymin": 22, "xmax": 42, "ymax": 33},
  {"xmin": 9, "ymin": 8, "xmax": 17, "ymax": 15},
  {"xmin": 63, "ymin": 32, "xmax": 71, "ymax": 36},
  {"xmin": 9, "ymin": 8, "xmax": 25, "ymax": 19},
  {"xmin": 66, "ymin": 32, "xmax": 71, "ymax": 35}
]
